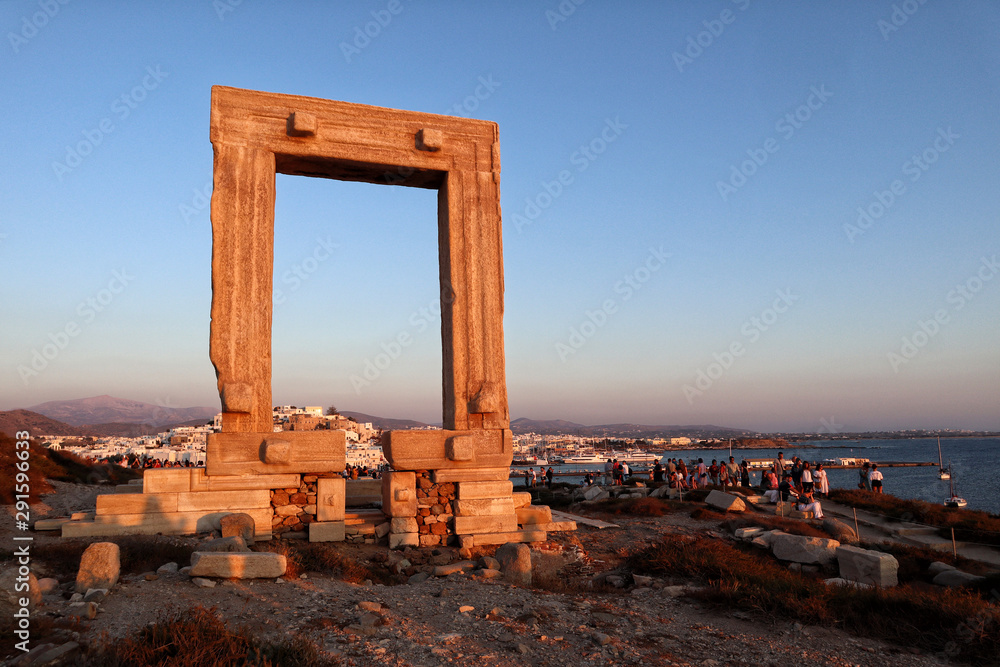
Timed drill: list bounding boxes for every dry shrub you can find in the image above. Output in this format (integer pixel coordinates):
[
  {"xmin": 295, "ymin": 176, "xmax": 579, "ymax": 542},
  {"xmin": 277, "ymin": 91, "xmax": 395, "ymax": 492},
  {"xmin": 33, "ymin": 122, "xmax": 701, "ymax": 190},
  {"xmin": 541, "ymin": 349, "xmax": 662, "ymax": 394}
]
[
  {"xmin": 87, "ymin": 605, "xmax": 336, "ymax": 666},
  {"xmin": 829, "ymin": 489, "xmax": 1000, "ymax": 546},
  {"xmin": 627, "ymin": 535, "xmax": 1000, "ymax": 664}
]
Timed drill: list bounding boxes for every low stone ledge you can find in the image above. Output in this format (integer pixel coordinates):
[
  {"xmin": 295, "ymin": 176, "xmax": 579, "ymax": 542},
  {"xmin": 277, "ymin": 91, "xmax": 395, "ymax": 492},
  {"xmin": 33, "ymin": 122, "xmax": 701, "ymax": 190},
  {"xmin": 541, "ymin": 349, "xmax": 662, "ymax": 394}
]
[{"xmin": 189, "ymin": 552, "xmax": 286, "ymax": 579}]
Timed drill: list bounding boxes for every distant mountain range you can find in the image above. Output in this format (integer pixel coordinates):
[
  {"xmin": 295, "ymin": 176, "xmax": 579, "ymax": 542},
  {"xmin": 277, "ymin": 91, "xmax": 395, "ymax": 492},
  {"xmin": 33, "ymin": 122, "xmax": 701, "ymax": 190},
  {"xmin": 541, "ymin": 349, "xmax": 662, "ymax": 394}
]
[
  {"xmin": 509, "ymin": 418, "xmax": 749, "ymax": 439},
  {"xmin": 27, "ymin": 395, "xmax": 217, "ymax": 428},
  {"xmin": 2, "ymin": 394, "xmax": 750, "ymax": 440}
]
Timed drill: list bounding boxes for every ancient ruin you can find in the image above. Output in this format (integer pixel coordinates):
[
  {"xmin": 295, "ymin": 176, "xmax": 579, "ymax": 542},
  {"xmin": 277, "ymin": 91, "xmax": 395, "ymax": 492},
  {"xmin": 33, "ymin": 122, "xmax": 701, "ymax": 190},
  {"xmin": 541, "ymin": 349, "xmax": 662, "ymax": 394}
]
[{"xmin": 61, "ymin": 86, "xmax": 574, "ymax": 547}]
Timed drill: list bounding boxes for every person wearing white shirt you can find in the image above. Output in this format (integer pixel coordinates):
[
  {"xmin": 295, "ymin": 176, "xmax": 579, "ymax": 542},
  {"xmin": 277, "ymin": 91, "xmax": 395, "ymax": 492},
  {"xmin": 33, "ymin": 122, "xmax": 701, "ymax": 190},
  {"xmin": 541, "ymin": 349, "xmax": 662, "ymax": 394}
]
[{"xmin": 868, "ymin": 464, "xmax": 884, "ymax": 494}]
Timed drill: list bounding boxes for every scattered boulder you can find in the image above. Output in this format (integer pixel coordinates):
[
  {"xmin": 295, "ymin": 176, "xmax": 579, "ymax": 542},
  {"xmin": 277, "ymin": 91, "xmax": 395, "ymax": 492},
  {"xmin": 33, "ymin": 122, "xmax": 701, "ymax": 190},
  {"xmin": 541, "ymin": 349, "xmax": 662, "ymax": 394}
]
[
  {"xmin": 705, "ymin": 490, "xmax": 746, "ymax": 513},
  {"xmin": 157, "ymin": 562, "xmax": 179, "ymax": 575},
  {"xmin": 83, "ymin": 588, "xmax": 108, "ymax": 603},
  {"xmin": 770, "ymin": 533, "xmax": 839, "ymax": 565},
  {"xmin": 200, "ymin": 536, "xmax": 252, "ymax": 553},
  {"xmin": 478, "ymin": 556, "xmax": 500, "ymax": 571},
  {"xmin": 0, "ymin": 567, "xmax": 41, "ymax": 613},
  {"xmin": 734, "ymin": 527, "xmax": 764, "ymax": 541},
  {"xmin": 932, "ymin": 569, "xmax": 986, "ymax": 588},
  {"xmin": 822, "ymin": 518, "xmax": 859, "ymax": 544},
  {"xmin": 836, "ymin": 545, "xmax": 898, "ymax": 587},
  {"xmin": 928, "ymin": 561, "xmax": 957, "ymax": 576},
  {"xmin": 67, "ymin": 601, "xmax": 98, "ymax": 619},
  {"xmin": 37, "ymin": 577, "xmax": 60, "ymax": 596},
  {"xmin": 76, "ymin": 542, "xmax": 120, "ymax": 593},
  {"xmin": 191, "ymin": 577, "xmax": 216, "ymax": 588},
  {"xmin": 188, "ymin": 552, "xmax": 286, "ymax": 579},
  {"xmin": 495, "ymin": 542, "xmax": 532, "ymax": 586},
  {"xmin": 220, "ymin": 513, "xmax": 256, "ymax": 546}
]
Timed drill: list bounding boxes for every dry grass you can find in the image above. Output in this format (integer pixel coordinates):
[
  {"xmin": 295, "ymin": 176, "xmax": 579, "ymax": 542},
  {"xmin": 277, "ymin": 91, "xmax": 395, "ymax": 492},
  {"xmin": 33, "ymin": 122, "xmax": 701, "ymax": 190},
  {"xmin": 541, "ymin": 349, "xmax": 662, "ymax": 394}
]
[
  {"xmin": 627, "ymin": 534, "xmax": 1000, "ymax": 664},
  {"xmin": 0, "ymin": 432, "xmax": 141, "ymax": 504},
  {"xmin": 828, "ymin": 489, "xmax": 1000, "ymax": 546},
  {"xmin": 594, "ymin": 497, "xmax": 682, "ymax": 517},
  {"xmin": 86, "ymin": 605, "xmax": 337, "ymax": 666},
  {"xmin": 33, "ymin": 536, "xmax": 197, "ymax": 579},
  {"xmin": 253, "ymin": 540, "xmax": 399, "ymax": 585}
]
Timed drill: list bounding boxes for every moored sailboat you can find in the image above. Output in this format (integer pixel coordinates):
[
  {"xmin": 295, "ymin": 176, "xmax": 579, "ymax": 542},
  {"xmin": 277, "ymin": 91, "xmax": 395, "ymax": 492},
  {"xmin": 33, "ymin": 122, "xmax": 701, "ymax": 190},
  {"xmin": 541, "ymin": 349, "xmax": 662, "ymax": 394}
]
[
  {"xmin": 944, "ymin": 463, "xmax": 967, "ymax": 508},
  {"xmin": 937, "ymin": 436, "xmax": 950, "ymax": 480}
]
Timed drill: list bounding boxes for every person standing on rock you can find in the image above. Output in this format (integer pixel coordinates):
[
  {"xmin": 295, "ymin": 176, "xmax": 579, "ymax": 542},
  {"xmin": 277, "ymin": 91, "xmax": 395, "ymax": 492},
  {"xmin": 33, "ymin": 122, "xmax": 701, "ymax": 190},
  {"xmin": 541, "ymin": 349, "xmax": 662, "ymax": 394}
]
[
  {"xmin": 800, "ymin": 461, "xmax": 814, "ymax": 493},
  {"xmin": 740, "ymin": 460, "xmax": 751, "ymax": 488},
  {"xmin": 869, "ymin": 464, "xmax": 884, "ymax": 493},
  {"xmin": 709, "ymin": 459, "xmax": 720, "ymax": 485},
  {"xmin": 546, "ymin": 467, "xmax": 554, "ymax": 488},
  {"xmin": 859, "ymin": 462, "xmax": 871, "ymax": 491},
  {"xmin": 653, "ymin": 461, "xmax": 663, "ymax": 482},
  {"xmin": 604, "ymin": 458, "xmax": 613, "ymax": 486}
]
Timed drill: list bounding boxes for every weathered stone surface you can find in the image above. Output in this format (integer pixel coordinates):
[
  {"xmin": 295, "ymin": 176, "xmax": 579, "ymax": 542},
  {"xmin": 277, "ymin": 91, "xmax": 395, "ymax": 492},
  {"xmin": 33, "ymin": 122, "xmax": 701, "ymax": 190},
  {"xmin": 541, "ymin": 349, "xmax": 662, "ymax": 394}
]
[
  {"xmin": 189, "ymin": 552, "xmax": 286, "ymax": 579},
  {"xmin": 189, "ymin": 469, "xmax": 300, "ymax": 493},
  {"xmin": 390, "ymin": 517, "xmax": 419, "ymax": 534},
  {"xmin": 928, "ymin": 561, "xmax": 957, "ymax": 576},
  {"xmin": 431, "ymin": 468, "xmax": 510, "ymax": 483},
  {"xmin": 38, "ymin": 577, "xmax": 60, "ymax": 595},
  {"xmin": 191, "ymin": 577, "xmax": 216, "ymax": 588},
  {"xmin": 76, "ymin": 542, "xmax": 120, "ymax": 593},
  {"xmin": 770, "ymin": 533, "xmax": 839, "ymax": 565},
  {"xmin": 735, "ymin": 527, "xmax": 764, "ymax": 540},
  {"xmin": 836, "ymin": 545, "xmax": 898, "ymax": 587},
  {"xmin": 346, "ymin": 479, "xmax": 382, "ymax": 506},
  {"xmin": 515, "ymin": 505, "xmax": 552, "ymax": 525},
  {"xmin": 933, "ymin": 569, "xmax": 986, "ymax": 587},
  {"xmin": 383, "ymin": 430, "xmax": 513, "ymax": 471},
  {"xmin": 582, "ymin": 486, "xmax": 607, "ymax": 501},
  {"xmin": 471, "ymin": 529, "xmax": 546, "ymax": 546},
  {"xmin": 309, "ymin": 521, "xmax": 346, "ymax": 543},
  {"xmin": 317, "ymin": 477, "xmax": 346, "ymax": 521},
  {"xmin": 33, "ymin": 517, "xmax": 72, "ymax": 531},
  {"xmin": 220, "ymin": 513, "xmax": 256, "ymax": 545},
  {"xmin": 142, "ymin": 468, "xmax": 191, "ymax": 494},
  {"xmin": 822, "ymin": 518, "xmax": 859, "ymax": 544},
  {"xmin": 705, "ymin": 490, "xmax": 746, "ymax": 513},
  {"xmin": 457, "ymin": 480, "xmax": 514, "ymax": 500},
  {"xmin": 381, "ymin": 471, "xmax": 416, "ymax": 518},
  {"xmin": 454, "ymin": 498, "xmax": 515, "ymax": 517},
  {"xmin": 200, "ymin": 536, "xmax": 251, "ymax": 553},
  {"xmin": 67, "ymin": 601, "xmax": 98, "ymax": 619},
  {"xmin": 83, "ymin": 588, "xmax": 108, "ymax": 603},
  {"xmin": 389, "ymin": 533, "xmax": 420, "ymax": 550},
  {"xmin": 512, "ymin": 492, "xmax": 532, "ymax": 508},
  {"xmin": 495, "ymin": 542, "xmax": 532, "ymax": 586},
  {"xmin": 157, "ymin": 562, "xmax": 179, "ymax": 574},
  {"xmin": 207, "ymin": 431, "xmax": 346, "ymax": 476},
  {"xmin": 453, "ymin": 514, "xmax": 517, "ymax": 535}
]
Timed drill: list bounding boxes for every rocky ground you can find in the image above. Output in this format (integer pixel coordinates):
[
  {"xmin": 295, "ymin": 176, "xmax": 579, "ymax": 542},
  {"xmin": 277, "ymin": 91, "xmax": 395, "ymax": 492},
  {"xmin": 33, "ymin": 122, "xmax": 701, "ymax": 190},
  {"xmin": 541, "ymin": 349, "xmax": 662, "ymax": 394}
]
[{"xmin": 0, "ymin": 482, "xmax": 986, "ymax": 666}]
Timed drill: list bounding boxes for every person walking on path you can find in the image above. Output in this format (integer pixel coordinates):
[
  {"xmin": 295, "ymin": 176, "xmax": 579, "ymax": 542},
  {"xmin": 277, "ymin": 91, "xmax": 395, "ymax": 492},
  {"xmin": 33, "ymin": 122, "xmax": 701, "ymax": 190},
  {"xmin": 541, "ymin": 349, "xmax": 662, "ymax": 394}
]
[{"xmin": 869, "ymin": 464, "xmax": 884, "ymax": 493}]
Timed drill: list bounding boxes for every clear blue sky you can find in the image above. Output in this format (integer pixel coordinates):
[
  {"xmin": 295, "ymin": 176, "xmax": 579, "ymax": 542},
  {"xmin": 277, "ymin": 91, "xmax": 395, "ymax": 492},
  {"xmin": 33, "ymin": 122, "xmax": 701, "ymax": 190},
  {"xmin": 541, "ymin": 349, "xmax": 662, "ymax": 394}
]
[{"xmin": 2, "ymin": 1, "xmax": 998, "ymax": 432}]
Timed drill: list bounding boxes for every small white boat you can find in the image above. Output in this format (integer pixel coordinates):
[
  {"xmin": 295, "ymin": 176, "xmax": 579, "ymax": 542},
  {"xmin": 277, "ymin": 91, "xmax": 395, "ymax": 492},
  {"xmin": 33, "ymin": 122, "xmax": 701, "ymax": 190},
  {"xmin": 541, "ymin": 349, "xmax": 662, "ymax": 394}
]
[
  {"xmin": 943, "ymin": 464, "xmax": 967, "ymax": 508},
  {"xmin": 562, "ymin": 453, "xmax": 606, "ymax": 464}
]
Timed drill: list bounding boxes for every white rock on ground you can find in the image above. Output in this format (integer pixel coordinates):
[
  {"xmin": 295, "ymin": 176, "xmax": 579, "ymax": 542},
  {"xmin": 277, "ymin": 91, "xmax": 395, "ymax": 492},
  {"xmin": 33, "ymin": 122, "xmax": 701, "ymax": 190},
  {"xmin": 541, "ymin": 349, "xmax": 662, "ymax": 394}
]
[{"xmin": 770, "ymin": 533, "xmax": 839, "ymax": 565}]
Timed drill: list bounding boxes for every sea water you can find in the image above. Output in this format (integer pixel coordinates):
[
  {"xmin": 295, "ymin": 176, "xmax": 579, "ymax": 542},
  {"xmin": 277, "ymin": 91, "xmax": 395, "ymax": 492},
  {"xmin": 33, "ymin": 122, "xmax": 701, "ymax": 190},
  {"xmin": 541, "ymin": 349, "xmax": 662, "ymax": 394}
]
[{"xmin": 545, "ymin": 437, "xmax": 1000, "ymax": 515}]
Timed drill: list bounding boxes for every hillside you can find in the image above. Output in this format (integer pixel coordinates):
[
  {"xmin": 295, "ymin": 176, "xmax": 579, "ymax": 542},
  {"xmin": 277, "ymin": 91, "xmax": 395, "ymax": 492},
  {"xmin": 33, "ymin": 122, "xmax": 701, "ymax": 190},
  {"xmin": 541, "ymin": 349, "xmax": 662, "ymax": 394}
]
[
  {"xmin": 0, "ymin": 409, "xmax": 81, "ymax": 438},
  {"xmin": 340, "ymin": 411, "xmax": 434, "ymax": 431},
  {"xmin": 28, "ymin": 395, "xmax": 217, "ymax": 427}
]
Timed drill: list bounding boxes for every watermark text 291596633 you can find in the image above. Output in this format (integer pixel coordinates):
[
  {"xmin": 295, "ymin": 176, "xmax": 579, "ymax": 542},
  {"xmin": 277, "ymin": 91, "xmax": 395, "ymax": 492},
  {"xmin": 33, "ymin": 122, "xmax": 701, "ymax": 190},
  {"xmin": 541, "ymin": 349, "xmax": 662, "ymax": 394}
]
[{"xmin": 13, "ymin": 430, "xmax": 34, "ymax": 653}]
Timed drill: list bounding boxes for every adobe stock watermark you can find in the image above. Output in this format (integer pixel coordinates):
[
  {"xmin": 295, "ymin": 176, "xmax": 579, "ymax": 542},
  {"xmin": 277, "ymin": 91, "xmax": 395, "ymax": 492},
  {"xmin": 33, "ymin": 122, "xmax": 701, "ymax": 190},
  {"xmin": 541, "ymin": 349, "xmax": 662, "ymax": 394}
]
[
  {"xmin": 545, "ymin": 0, "xmax": 586, "ymax": 30},
  {"xmin": 7, "ymin": 0, "xmax": 70, "ymax": 54},
  {"xmin": 843, "ymin": 127, "xmax": 958, "ymax": 243},
  {"xmin": 340, "ymin": 0, "xmax": 407, "ymax": 64},
  {"xmin": 672, "ymin": 0, "xmax": 752, "ymax": 73},
  {"xmin": 349, "ymin": 291, "xmax": 454, "ymax": 394},
  {"xmin": 682, "ymin": 288, "xmax": 799, "ymax": 403},
  {"xmin": 178, "ymin": 181, "xmax": 212, "ymax": 224},
  {"xmin": 272, "ymin": 237, "xmax": 340, "ymax": 307},
  {"xmin": 212, "ymin": 0, "xmax": 243, "ymax": 21},
  {"xmin": 512, "ymin": 116, "xmax": 627, "ymax": 233},
  {"xmin": 817, "ymin": 416, "xmax": 845, "ymax": 435},
  {"xmin": 442, "ymin": 75, "xmax": 501, "ymax": 118},
  {"xmin": 888, "ymin": 254, "xmax": 997, "ymax": 372},
  {"xmin": 716, "ymin": 84, "xmax": 832, "ymax": 202},
  {"xmin": 52, "ymin": 65, "xmax": 169, "ymax": 181},
  {"xmin": 18, "ymin": 269, "xmax": 135, "ymax": 383},
  {"xmin": 877, "ymin": 0, "xmax": 929, "ymax": 41},
  {"xmin": 555, "ymin": 246, "xmax": 670, "ymax": 362}
]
